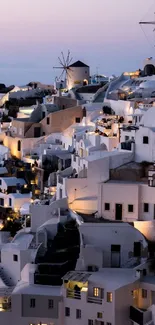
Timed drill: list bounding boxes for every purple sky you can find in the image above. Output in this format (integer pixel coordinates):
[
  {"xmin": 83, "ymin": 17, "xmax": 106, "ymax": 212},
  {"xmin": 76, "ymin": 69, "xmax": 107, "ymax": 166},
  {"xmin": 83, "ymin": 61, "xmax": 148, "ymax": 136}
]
[{"xmin": 0, "ymin": 0, "xmax": 155, "ymax": 85}]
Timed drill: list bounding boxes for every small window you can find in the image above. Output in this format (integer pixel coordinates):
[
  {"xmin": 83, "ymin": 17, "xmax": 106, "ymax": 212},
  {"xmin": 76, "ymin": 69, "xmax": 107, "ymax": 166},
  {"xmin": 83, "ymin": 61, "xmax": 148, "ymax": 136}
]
[
  {"xmin": 144, "ymin": 203, "xmax": 149, "ymax": 213},
  {"xmin": 75, "ymin": 117, "xmax": 81, "ymax": 123},
  {"xmin": 107, "ymin": 323, "xmax": 112, "ymax": 325},
  {"xmin": 125, "ymin": 135, "xmax": 129, "ymax": 141},
  {"xmin": 9, "ymin": 198, "xmax": 12, "ymax": 207},
  {"xmin": 13, "ymin": 254, "xmax": 18, "ymax": 262},
  {"xmin": 105, "ymin": 203, "xmax": 110, "ymax": 211},
  {"xmin": 97, "ymin": 312, "xmax": 102, "ymax": 319},
  {"xmin": 142, "ymin": 289, "xmax": 147, "ymax": 299},
  {"xmin": 47, "ymin": 117, "xmax": 50, "ymax": 125},
  {"xmin": 88, "ymin": 320, "xmax": 93, "ymax": 325},
  {"xmin": 93, "ymin": 287, "xmax": 100, "ymax": 297},
  {"xmin": 48, "ymin": 299, "xmax": 53, "ymax": 309},
  {"xmin": 42, "ymin": 111, "xmax": 46, "ymax": 119},
  {"xmin": 30, "ymin": 298, "xmax": 35, "ymax": 308},
  {"xmin": 42, "ymin": 132, "xmax": 45, "ymax": 136},
  {"xmin": 0, "ymin": 180, "xmax": 2, "ymax": 185},
  {"xmin": 128, "ymin": 204, "xmax": 133, "ymax": 213},
  {"xmin": 65, "ymin": 307, "xmax": 70, "ymax": 317},
  {"xmin": 17, "ymin": 140, "xmax": 21, "ymax": 152},
  {"xmin": 76, "ymin": 309, "xmax": 81, "ymax": 319},
  {"xmin": 107, "ymin": 292, "xmax": 112, "ymax": 303},
  {"xmin": 143, "ymin": 136, "xmax": 149, "ymax": 144}
]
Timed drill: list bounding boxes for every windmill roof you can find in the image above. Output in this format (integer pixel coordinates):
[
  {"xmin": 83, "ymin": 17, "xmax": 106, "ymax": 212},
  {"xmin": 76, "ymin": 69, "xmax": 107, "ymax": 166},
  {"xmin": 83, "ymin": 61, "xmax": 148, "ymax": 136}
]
[{"xmin": 69, "ymin": 60, "xmax": 89, "ymax": 68}]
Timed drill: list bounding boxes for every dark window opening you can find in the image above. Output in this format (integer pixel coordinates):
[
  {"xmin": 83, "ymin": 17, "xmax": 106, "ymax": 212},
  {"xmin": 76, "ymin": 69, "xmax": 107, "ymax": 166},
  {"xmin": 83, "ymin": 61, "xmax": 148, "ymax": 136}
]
[
  {"xmin": 47, "ymin": 117, "xmax": 50, "ymax": 125},
  {"xmin": 13, "ymin": 254, "xmax": 18, "ymax": 262},
  {"xmin": 17, "ymin": 140, "xmax": 21, "ymax": 152},
  {"xmin": 128, "ymin": 204, "xmax": 133, "ymax": 213},
  {"xmin": 105, "ymin": 203, "xmax": 110, "ymax": 211},
  {"xmin": 30, "ymin": 298, "xmax": 35, "ymax": 308},
  {"xmin": 75, "ymin": 117, "xmax": 81, "ymax": 123},
  {"xmin": 143, "ymin": 136, "xmax": 149, "ymax": 144},
  {"xmin": 134, "ymin": 242, "xmax": 141, "ymax": 257},
  {"xmin": 144, "ymin": 203, "xmax": 149, "ymax": 213},
  {"xmin": 65, "ymin": 307, "xmax": 70, "ymax": 317}
]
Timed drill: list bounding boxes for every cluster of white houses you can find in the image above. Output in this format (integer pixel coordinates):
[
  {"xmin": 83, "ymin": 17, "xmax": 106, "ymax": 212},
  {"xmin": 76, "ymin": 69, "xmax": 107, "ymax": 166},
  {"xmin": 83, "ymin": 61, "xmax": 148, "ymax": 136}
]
[{"xmin": 1, "ymin": 61, "xmax": 155, "ymax": 325}]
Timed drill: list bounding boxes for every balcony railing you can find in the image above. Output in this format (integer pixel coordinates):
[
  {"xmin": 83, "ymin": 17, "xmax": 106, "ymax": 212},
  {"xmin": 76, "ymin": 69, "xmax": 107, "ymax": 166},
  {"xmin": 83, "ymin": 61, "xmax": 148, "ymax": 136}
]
[
  {"xmin": 66, "ymin": 289, "xmax": 81, "ymax": 299},
  {"xmin": 130, "ymin": 306, "xmax": 152, "ymax": 325},
  {"xmin": 87, "ymin": 296, "xmax": 102, "ymax": 304}
]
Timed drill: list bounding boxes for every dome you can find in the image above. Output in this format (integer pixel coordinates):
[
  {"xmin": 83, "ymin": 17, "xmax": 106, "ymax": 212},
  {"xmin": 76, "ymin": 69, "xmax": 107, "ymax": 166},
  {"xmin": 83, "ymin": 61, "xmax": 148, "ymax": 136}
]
[
  {"xmin": 139, "ymin": 80, "xmax": 155, "ymax": 89},
  {"xmin": 140, "ymin": 106, "xmax": 155, "ymax": 127}
]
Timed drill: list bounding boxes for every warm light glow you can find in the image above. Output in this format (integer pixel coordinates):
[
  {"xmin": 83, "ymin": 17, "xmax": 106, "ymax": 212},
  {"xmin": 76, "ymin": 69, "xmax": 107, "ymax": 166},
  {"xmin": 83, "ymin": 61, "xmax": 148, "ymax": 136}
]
[
  {"xmin": 7, "ymin": 217, "xmax": 11, "ymax": 221},
  {"xmin": 93, "ymin": 287, "xmax": 99, "ymax": 297},
  {"xmin": 81, "ymin": 287, "xmax": 88, "ymax": 292},
  {"xmin": 24, "ymin": 184, "xmax": 28, "ymax": 188}
]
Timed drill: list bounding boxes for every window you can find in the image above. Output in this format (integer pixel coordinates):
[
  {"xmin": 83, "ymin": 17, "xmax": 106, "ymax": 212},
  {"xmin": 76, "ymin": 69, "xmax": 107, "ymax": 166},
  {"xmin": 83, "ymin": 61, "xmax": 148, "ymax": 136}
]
[
  {"xmin": 76, "ymin": 309, "xmax": 81, "ymax": 319},
  {"xmin": 30, "ymin": 298, "xmax": 35, "ymax": 308},
  {"xmin": 9, "ymin": 198, "xmax": 12, "ymax": 207},
  {"xmin": 105, "ymin": 203, "xmax": 110, "ymax": 211},
  {"xmin": 17, "ymin": 140, "xmax": 21, "ymax": 152},
  {"xmin": 48, "ymin": 299, "xmax": 53, "ymax": 309},
  {"xmin": 143, "ymin": 136, "xmax": 149, "ymax": 144},
  {"xmin": 65, "ymin": 307, "xmax": 70, "ymax": 317},
  {"xmin": 47, "ymin": 117, "xmax": 50, "ymax": 125},
  {"xmin": 88, "ymin": 320, "xmax": 93, "ymax": 325},
  {"xmin": 13, "ymin": 254, "xmax": 18, "ymax": 262},
  {"xmin": 144, "ymin": 203, "xmax": 149, "ymax": 213},
  {"xmin": 107, "ymin": 323, "xmax": 112, "ymax": 325},
  {"xmin": 107, "ymin": 292, "xmax": 113, "ymax": 303},
  {"xmin": 128, "ymin": 204, "xmax": 133, "ymax": 213},
  {"xmin": 75, "ymin": 117, "xmax": 81, "ymax": 123},
  {"xmin": 125, "ymin": 136, "xmax": 129, "ymax": 141},
  {"xmin": 42, "ymin": 132, "xmax": 45, "ymax": 136},
  {"xmin": 0, "ymin": 180, "xmax": 1, "ymax": 185},
  {"xmin": 93, "ymin": 287, "xmax": 100, "ymax": 297},
  {"xmin": 97, "ymin": 312, "xmax": 102, "ymax": 319},
  {"xmin": 142, "ymin": 289, "xmax": 147, "ymax": 299},
  {"xmin": 0, "ymin": 198, "xmax": 4, "ymax": 206},
  {"xmin": 42, "ymin": 111, "xmax": 46, "ymax": 119}
]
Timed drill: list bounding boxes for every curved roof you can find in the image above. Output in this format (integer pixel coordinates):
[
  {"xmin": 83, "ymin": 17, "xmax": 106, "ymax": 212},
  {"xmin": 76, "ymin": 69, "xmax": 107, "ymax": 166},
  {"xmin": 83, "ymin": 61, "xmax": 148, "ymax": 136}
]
[
  {"xmin": 140, "ymin": 106, "xmax": 155, "ymax": 127},
  {"xmin": 69, "ymin": 60, "xmax": 89, "ymax": 68}
]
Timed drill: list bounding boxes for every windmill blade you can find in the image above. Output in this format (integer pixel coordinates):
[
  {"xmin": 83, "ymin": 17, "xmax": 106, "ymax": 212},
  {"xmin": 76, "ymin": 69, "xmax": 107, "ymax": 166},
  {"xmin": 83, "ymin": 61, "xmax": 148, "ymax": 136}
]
[
  {"xmin": 53, "ymin": 66, "xmax": 64, "ymax": 69},
  {"xmin": 66, "ymin": 70, "xmax": 72, "ymax": 80},
  {"xmin": 68, "ymin": 56, "xmax": 73, "ymax": 66},
  {"xmin": 61, "ymin": 51, "xmax": 66, "ymax": 66},
  {"xmin": 66, "ymin": 50, "xmax": 70, "ymax": 66},
  {"xmin": 68, "ymin": 67, "xmax": 74, "ymax": 72},
  {"xmin": 58, "ymin": 57, "xmax": 64, "ymax": 67},
  {"xmin": 59, "ymin": 69, "xmax": 65, "ymax": 81}
]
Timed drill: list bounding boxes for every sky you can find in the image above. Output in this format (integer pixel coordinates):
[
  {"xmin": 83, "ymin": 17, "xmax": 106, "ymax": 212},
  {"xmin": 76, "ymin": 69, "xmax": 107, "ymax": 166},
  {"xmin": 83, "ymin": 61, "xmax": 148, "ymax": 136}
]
[{"xmin": 1, "ymin": 0, "xmax": 155, "ymax": 85}]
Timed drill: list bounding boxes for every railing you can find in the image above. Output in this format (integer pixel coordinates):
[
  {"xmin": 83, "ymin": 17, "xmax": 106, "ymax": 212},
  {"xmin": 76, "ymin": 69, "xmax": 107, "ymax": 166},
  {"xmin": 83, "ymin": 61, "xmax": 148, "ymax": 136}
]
[
  {"xmin": 87, "ymin": 296, "xmax": 102, "ymax": 304},
  {"xmin": 66, "ymin": 289, "xmax": 81, "ymax": 300}
]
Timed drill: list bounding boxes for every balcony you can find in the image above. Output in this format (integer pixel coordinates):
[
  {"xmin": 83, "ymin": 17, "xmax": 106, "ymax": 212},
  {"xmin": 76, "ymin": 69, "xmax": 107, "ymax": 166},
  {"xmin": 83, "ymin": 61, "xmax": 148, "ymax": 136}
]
[
  {"xmin": 66, "ymin": 289, "xmax": 81, "ymax": 300},
  {"xmin": 130, "ymin": 306, "xmax": 152, "ymax": 325},
  {"xmin": 87, "ymin": 296, "xmax": 102, "ymax": 305}
]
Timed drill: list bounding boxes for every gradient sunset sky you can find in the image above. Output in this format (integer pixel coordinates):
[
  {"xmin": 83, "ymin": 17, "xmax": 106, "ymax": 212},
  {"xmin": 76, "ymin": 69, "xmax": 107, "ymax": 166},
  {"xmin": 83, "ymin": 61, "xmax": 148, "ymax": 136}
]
[{"xmin": 1, "ymin": 0, "xmax": 155, "ymax": 85}]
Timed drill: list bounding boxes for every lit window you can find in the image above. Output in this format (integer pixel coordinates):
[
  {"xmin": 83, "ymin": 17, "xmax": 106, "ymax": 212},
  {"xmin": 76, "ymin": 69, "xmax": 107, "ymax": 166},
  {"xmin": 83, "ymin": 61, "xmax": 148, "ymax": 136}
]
[
  {"xmin": 97, "ymin": 312, "xmax": 102, "ymax": 319},
  {"xmin": 93, "ymin": 287, "xmax": 99, "ymax": 297},
  {"xmin": 142, "ymin": 289, "xmax": 147, "ymax": 299},
  {"xmin": 107, "ymin": 292, "xmax": 112, "ymax": 303}
]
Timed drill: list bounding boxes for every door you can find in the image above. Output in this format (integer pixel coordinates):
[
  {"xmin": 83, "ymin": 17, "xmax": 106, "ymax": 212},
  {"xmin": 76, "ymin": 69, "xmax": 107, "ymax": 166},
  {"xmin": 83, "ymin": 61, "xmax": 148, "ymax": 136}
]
[
  {"xmin": 115, "ymin": 204, "xmax": 122, "ymax": 220},
  {"xmin": 34, "ymin": 127, "xmax": 41, "ymax": 138},
  {"xmin": 152, "ymin": 291, "xmax": 155, "ymax": 304},
  {"xmin": 111, "ymin": 245, "xmax": 121, "ymax": 267}
]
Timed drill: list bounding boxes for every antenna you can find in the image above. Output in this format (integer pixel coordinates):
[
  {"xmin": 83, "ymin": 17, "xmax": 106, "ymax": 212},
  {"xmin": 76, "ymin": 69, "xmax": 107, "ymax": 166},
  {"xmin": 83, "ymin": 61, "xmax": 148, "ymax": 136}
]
[{"xmin": 53, "ymin": 50, "xmax": 73, "ymax": 89}]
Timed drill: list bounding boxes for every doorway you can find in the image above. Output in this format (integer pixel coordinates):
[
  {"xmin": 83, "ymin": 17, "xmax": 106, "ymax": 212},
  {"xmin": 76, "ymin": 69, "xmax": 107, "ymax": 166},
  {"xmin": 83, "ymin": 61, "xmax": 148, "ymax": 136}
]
[
  {"xmin": 134, "ymin": 242, "xmax": 141, "ymax": 257},
  {"xmin": 34, "ymin": 127, "xmax": 41, "ymax": 138},
  {"xmin": 111, "ymin": 245, "xmax": 121, "ymax": 267},
  {"xmin": 115, "ymin": 204, "xmax": 122, "ymax": 221}
]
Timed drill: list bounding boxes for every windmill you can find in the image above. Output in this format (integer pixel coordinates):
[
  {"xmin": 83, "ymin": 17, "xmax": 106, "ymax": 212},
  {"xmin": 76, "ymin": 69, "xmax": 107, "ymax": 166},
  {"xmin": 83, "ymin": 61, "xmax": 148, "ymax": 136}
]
[
  {"xmin": 139, "ymin": 4, "xmax": 155, "ymax": 48},
  {"xmin": 53, "ymin": 50, "xmax": 73, "ymax": 89}
]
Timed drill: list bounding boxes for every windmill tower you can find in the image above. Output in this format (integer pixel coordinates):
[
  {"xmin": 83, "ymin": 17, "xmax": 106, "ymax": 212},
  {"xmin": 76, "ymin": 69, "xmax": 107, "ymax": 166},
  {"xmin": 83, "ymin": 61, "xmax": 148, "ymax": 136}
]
[
  {"xmin": 139, "ymin": 10, "xmax": 155, "ymax": 75},
  {"xmin": 53, "ymin": 50, "xmax": 73, "ymax": 90}
]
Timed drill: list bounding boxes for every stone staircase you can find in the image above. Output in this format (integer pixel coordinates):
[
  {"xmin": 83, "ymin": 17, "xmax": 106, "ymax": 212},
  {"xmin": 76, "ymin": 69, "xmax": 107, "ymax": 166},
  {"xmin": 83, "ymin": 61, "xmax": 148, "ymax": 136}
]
[{"xmin": 0, "ymin": 266, "xmax": 14, "ymax": 287}]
